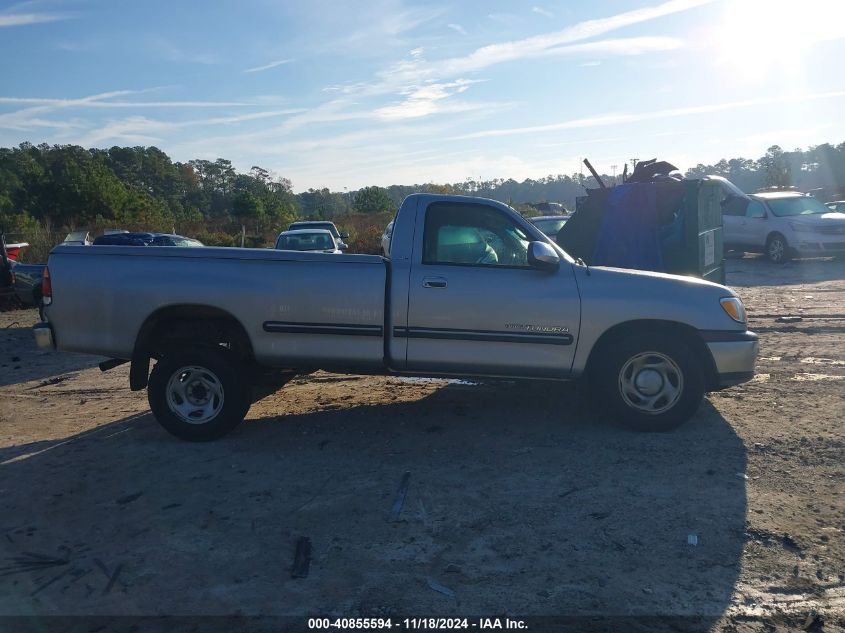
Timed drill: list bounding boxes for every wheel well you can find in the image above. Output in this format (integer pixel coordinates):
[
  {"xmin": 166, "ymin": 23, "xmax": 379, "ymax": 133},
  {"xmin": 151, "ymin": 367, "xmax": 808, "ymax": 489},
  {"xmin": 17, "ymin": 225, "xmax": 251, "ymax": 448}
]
[
  {"xmin": 585, "ymin": 319, "xmax": 719, "ymax": 390},
  {"xmin": 766, "ymin": 231, "xmax": 787, "ymax": 244},
  {"xmin": 130, "ymin": 305, "xmax": 255, "ymax": 390}
]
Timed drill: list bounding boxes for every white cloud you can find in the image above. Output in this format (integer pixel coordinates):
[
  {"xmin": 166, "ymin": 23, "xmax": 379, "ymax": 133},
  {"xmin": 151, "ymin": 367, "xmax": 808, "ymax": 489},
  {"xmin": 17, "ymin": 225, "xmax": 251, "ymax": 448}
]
[
  {"xmin": 454, "ymin": 91, "xmax": 845, "ymax": 140},
  {"xmin": 374, "ymin": 79, "xmax": 492, "ymax": 120},
  {"xmin": 243, "ymin": 59, "xmax": 294, "ymax": 74},
  {"xmin": 361, "ymin": 0, "xmax": 710, "ymax": 94},
  {"xmin": 0, "ymin": 97, "xmax": 271, "ymax": 108},
  {"xmin": 331, "ymin": 5, "xmax": 443, "ymax": 55},
  {"xmin": 68, "ymin": 110, "xmax": 302, "ymax": 147},
  {"xmin": 447, "ymin": 23, "xmax": 467, "ymax": 35},
  {"xmin": 0, "ymin": 12, "xmax": 70, "ymax": 27},
  {"xmin": 437, "ymin": 0, "xmax": 714, "ymax": 75},
  {"xmin": 543, "ymin": 36, "xmax": 683, "ymax": 58},
  {"xmin": 0, "ymin": 89, "xmax": 299, "ymax": 135},
  {"xmin": 532, "ymin": 6, "xmax": 554, "ymax": 18}
]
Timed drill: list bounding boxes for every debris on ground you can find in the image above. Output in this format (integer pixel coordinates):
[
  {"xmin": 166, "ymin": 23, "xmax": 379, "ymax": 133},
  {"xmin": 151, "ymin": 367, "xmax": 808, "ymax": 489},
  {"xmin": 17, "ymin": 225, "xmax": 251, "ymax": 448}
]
[
  {"xmin": 291, "ymin": 536, "xmax": 312, "ymax": 579},
  {"xmin": 426, "ymin": 578, "xmax": 456, "ymax": 598},
  {"xmin": 389, "ymin": 471, "xmax": 411, "ymax": 522}
]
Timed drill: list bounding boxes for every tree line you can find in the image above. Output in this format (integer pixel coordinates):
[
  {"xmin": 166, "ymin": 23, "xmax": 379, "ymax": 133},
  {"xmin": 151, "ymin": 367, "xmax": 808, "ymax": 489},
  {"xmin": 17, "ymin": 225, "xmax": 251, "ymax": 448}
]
[{"xmin": 2, "ymin": 141, "xmax": 844, "ymax": 258}]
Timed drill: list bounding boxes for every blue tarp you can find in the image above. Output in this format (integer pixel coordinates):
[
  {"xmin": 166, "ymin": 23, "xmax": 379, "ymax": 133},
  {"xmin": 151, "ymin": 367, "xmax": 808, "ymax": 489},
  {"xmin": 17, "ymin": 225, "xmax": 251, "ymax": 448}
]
[{"xmin": 591, "ymin": 183, "xmax": 664, "ymax": 271}]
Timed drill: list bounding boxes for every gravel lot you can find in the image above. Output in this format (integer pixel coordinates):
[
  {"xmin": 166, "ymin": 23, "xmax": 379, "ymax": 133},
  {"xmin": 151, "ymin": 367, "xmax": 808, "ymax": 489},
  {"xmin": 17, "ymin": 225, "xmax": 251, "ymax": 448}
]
[{"xmin": 0, "ymin": 255, "xmax": 843, "ymax": 631}]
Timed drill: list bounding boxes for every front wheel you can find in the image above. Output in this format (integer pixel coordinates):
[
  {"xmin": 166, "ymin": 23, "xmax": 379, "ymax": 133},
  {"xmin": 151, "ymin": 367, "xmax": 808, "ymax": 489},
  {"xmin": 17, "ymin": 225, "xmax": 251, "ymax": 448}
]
[
  {"xmin": 148, "ymin": 346, "xmax": 250, "ymax": 441},
  {"xmin": 592, "ymin": 333, "xmax": 704, "ymax": 432},
  {"xmin": 766, "ymin": 233, "xmax": 790, "ymax": 264}
]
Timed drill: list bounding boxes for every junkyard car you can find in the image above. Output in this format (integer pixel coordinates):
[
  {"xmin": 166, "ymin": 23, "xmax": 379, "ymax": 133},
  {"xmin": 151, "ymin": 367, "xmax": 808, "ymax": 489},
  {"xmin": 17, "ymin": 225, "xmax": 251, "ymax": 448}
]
[
  {"xmin": 35, "ymin": 194, "xmax": 757, "ymax": 441},
  {"xmin": 92, "ymin": 232, "xmax": 204, "ymax": 247},
  {"xmin": 275, "ymin": 229, "xmax": 342, "ymax": 253},
  {"xmin": 381, "ymin": 220, "xmax": 394, "ymax": 256},
  {"xmin": 287, "ymin": 221, "xmax": 349, "ymax": 249},
  {"xmin": 723, "ymin": 191, "xmax": 845, "ymax": 262},
  {"xmin": 530, "ymin": 215, "xmax": 569, "ymax": 239},
  {"xmin": 9, "ymin": 259, "xmax": 46, "ymax": 311}
]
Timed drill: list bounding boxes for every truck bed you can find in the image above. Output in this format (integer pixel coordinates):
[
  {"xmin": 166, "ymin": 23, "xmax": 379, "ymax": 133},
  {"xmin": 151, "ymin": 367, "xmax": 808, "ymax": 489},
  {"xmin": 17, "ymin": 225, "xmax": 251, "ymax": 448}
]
[{"xmin": 48, "ymin": 246, "xmax": 387, "ymax": 368}]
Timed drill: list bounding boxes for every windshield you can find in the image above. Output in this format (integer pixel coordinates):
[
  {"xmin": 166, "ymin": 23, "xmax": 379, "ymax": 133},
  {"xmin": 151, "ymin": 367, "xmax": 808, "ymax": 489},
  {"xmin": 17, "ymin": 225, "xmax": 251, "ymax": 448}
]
[
  {"xmin": 531, "ymin": 218, "xmax": 567, "ymax": 236},
  {"xmin": 766, "ymin": 196, "xmax": 831, "ymax": 217},
  {"xmin": 174, "ymin": 237, "xmax": 203, "ymax": 247},
  {"xmin": 276, "ymin": 233, "xmax": 335, "ymax": 251}
]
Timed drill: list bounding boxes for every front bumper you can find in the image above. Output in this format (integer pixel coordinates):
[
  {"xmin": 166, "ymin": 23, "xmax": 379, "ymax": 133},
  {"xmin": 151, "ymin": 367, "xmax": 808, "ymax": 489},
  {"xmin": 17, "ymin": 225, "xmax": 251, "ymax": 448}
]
[
  {"xmin": 700, "ymin": 330, "xmax": 759, "ymax": 388},
  {"xmin": 794, "ymin": 237, "xmax": 845, "ymax": 255},
  {"xmin": 33, "ymin": 322, "xmax": 55, "ymax": 350}
]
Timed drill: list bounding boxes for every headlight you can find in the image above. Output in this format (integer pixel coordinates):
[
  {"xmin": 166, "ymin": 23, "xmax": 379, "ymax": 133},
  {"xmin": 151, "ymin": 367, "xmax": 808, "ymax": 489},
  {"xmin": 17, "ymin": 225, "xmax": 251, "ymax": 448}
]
[
  {"xmin": 789, "ymin": 222, "xmax": 813, "ymax": 233},
  {"xmin": 720, "ymin": 297, "xmax": 746, "ymax": 323}
]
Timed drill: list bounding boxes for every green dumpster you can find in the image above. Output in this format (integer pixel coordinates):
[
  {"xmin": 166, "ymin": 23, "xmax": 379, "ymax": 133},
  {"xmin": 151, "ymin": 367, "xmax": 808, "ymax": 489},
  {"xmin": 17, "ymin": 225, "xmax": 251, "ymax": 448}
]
[{"xmin": 559, "ymin": 178, "xmax": 725, "ymax": 283}]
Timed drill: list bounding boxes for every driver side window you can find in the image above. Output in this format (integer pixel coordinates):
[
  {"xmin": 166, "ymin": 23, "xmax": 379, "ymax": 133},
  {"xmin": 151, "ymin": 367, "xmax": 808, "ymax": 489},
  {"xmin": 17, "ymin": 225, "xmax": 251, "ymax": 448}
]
[
  {"xmin": 422, "ymin": 202, "xmax": 530, "ymax": 267},
  {"xmin": 746, "ymin": 201, "xmax": 766, "ymax": 219}
]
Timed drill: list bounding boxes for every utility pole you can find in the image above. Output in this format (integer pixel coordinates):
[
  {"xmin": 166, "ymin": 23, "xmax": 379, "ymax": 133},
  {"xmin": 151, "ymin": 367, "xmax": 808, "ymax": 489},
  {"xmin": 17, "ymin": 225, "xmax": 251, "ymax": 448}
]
[
  {"xmin": 611, "ymin": 164, "xmax": 618, "ymax": 185},
  {"xmin": 629, "ymin": 158, "xmax": 639, "ymax": 171}
]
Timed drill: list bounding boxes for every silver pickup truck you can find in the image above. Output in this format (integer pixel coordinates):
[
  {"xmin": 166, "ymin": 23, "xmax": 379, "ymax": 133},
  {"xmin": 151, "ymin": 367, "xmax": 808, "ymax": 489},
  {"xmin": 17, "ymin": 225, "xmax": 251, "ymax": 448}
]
[{"xmin": 34, "ymin": 194, "xmax": 757, "ymax": 441}]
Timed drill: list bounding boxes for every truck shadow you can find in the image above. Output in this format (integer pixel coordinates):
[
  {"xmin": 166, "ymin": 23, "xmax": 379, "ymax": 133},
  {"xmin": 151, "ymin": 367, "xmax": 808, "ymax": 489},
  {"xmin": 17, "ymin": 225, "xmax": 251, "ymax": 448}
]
[
  {"xmin": 0, "ymin": 382, "xmax": 746, "ymax": 627},
  {"xmin": 0, "ymin": 323, "xmax": 102, "ymax": 388}
]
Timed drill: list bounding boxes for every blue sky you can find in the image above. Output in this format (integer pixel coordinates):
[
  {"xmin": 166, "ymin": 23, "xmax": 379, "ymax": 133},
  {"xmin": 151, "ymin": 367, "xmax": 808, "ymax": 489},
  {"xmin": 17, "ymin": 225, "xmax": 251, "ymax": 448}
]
[{"xmin": 1, "ymin": 0, "xmax": 844, "ymax": 191}]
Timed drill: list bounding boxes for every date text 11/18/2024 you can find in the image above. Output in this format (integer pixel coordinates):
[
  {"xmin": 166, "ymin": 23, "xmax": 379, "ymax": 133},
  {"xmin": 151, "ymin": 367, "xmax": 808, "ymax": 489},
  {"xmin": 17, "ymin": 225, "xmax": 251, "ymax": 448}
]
[{"xmin": 308, "ymin": 617, "xmax": 528, "ymax": 630}]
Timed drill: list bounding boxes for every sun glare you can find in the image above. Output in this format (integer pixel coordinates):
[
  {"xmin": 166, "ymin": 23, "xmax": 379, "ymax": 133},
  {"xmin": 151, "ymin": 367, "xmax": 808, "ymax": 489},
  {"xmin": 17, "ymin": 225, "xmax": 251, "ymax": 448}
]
[{"xmin": 716, "ymin": 0, "xmax": 845, "ymax": 77}]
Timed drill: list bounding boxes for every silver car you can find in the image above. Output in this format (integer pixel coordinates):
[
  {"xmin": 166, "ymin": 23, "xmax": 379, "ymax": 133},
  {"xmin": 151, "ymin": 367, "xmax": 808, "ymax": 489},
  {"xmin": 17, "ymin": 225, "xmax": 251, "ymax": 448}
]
[
  {"xmin": 287, "ymin": 221, "xmax": 349, "ymax": 249},
  {"xmin": 723, "ymin": 191, "xmax": 845, "ymax": 263},
  {"xmin": 381, "ymin": 220, "xmax": 394, "ymax": 257},
  {"xmin": 275, "ymin": 229, "xmax": 343, "ymax": 253},
  {"xmin": 529, "ymin": 215, "xmax": 569, "ymax": 239}
]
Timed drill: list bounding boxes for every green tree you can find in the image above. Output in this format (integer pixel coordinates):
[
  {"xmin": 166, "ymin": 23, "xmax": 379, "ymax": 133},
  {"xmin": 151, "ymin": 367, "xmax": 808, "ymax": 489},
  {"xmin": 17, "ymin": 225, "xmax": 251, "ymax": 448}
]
[
  {"xmin": 353, "ymin": 186, "xmax": 394, "ymax": 214},
  {"xmin": 761, "ymin": 145, "xmax": 791, "ymax": 189},
  {"xmin": 232, "ymin": 190, "xmax": 265, "ymax": 230}
]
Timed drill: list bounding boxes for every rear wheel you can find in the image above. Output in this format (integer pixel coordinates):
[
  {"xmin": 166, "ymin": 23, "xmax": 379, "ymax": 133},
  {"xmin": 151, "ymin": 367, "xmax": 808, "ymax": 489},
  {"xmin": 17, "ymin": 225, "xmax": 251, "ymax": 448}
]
[
  {"xmin": 148, "ymin": 346, "xmax": 250, "ymax": 441},
  {"xmin": 766, "ymin": 233, "xmax": 789, "ymax": 264},
  {"xmin": 592, "ymin": 333, "xmax": 704, "ymax": 432}
]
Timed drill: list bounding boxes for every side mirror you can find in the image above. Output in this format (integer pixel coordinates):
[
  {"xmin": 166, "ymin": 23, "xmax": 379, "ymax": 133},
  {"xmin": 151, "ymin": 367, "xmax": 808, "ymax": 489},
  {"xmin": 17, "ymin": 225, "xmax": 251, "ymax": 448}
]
[
  {"xmin": 338, "ymin": 243, "xmax": 348, "ymax": 251},
  {"xmin": 340, "ymin": 232, "xmax": 350, "ymax": 240},
  {"xmin": 528, "ymin": 241, "xmax": 560, "ymax": 271}
]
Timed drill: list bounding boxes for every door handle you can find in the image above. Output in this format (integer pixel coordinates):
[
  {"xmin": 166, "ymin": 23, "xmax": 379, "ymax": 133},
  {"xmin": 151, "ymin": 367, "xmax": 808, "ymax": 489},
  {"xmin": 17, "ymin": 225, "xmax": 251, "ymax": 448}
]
[{"xmin": 422, "ymin": 277, "xmax": 447, "ymax": 288}]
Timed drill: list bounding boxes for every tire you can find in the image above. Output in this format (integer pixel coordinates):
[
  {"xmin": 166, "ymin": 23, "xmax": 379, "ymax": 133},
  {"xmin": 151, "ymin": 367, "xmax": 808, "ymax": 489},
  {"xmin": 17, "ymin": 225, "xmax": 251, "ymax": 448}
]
[
  {"xmin": 592, "ymin": 332, "xmax": 704, "ymax": 432},
  {"xmin": 766, "ymin": 233, "xmax": 789, "ymax": 264},
  {"xmin": 147, "ymin": 345, "xmax": 250, "ymax": 441}
]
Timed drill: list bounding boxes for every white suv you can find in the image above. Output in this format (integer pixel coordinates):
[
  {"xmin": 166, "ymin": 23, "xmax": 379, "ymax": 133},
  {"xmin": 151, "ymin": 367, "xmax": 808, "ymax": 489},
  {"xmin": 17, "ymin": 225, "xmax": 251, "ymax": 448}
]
[{"xmin": 722, "ymin": 191, "xmax": 845, "ymax": 263}]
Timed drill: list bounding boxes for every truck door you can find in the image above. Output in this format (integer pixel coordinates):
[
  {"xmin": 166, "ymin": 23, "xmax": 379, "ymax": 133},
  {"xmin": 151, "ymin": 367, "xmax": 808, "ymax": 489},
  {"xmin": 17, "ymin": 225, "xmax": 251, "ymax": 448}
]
[{"xmin": 402, "ymin": 200, "xmax": 580, "ymax": 378}]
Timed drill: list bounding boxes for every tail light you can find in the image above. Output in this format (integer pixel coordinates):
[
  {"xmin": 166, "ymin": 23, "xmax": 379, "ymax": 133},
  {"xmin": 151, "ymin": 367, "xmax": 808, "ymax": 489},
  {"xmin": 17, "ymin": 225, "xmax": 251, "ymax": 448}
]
[{"xmin": 42, "ymin": 266, "xmax": 52, "ymax": 305}]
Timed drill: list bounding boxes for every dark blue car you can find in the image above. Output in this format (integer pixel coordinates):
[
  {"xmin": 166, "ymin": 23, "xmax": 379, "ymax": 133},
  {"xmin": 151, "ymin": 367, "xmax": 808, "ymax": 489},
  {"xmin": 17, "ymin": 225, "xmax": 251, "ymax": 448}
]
[{"xmin": 92, "ymin": 232, "xmax": 204, "ymax": 247}]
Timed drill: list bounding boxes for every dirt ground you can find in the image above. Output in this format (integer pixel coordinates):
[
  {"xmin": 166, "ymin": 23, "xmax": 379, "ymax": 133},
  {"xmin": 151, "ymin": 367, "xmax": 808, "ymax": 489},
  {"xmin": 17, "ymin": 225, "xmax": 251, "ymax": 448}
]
[{"xmin": 0, "ymin": 255, "xmax": 843, "ymax": 631}]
